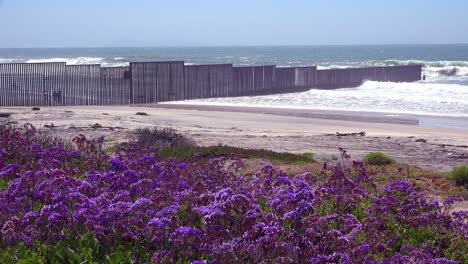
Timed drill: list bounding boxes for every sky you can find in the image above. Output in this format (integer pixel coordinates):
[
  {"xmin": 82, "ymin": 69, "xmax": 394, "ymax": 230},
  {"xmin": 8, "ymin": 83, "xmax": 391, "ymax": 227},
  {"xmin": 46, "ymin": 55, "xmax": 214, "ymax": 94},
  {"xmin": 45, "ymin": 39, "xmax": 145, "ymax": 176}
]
[{"xmin": 0, "ymin": 0, "xmax": 467, "ymax": 48}]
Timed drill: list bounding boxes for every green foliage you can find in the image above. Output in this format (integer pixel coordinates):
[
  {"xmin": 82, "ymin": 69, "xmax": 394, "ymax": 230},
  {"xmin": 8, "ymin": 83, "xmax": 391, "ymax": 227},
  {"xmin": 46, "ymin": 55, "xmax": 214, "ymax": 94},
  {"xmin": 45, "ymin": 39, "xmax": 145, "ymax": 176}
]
[
  {"xmin": 0, "ymin": 179, "xmax": 7, "ymax": 191},
  {"xmin": 450, "ymin": 165, "xmax": 468, "ymax": 187},
  {"xmin": 351, "ymin": 199, "xmax": 371, "ymax": 221},
  {"xmin": 159, "ymin": 145, "xmax": 315, "ymax": 165},
  {"xmin": 363, "ymin": 152, "xmax": 395, "ymax": 166},
  {"xmin": 103, "ymin": 145, "xmax": 117, "ymax": 154},
  {"xmin": 257, "ymin": 198, "xmax": 271, "ymax": 215},
  {"xmin": 0, "ymin": 233, "xmax": 133, "ymax": 264},
  {"xmin": 132, "ymin": 126, "xmax": 195, "ymax": 149},
  {"xmin": 444, "ymin": 235, "xmax": 468, "ymax": 263}
]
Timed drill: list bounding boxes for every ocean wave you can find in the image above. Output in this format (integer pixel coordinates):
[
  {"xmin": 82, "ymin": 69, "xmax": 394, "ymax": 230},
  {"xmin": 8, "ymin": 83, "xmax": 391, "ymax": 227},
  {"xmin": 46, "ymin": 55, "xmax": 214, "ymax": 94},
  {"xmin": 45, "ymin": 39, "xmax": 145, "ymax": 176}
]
[
  {"xmin": 104, "ymin": 62, "xmax": 130, "ymax": 67},
  {"xmin": 317, "ymin": 61, "xmax": 468, "ymax": 78},
  {"xmin": 21, "ymin": 57, "xmax": 129, "ymax": 67},
  {"xmin": 0, "ymin": 58, "xmax": 19, "ymax": 63},
  {"xmin": 177, "ymin": 80, "xmax": 468, "ymax": 118},
  {"xmin": 382, "ymin": 59, "xmax": 468, "ymax": 68},
  {"xmin": 423, "ymin": 66, "xmax": 468, "ymax": 78},
  {"xmin": 26, "ymin": 57, "xmax": 105, "ymax": 65}
]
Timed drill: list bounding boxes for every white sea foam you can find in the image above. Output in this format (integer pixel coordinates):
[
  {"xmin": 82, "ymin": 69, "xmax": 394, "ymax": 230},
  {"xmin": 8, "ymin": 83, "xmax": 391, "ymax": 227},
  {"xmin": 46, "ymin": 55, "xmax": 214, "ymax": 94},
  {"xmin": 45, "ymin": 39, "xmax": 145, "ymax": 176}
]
[
  {"xmin": 0, "ymin": 58, "xmax": 18, "ymax": 63},
  {"xmin": 26, "ymin": 57, "xmax": 105, "ymax": 65},
  {"xmin": 380, "ymin": 59, "xmax": 468, "ymax": 78},
  {"xmin": 104, "ymin": 62, "xmax": 129, "ymax": 67},
  {"xmin": 317, "ymin": 60, "xmax": 468, "ymax": 79},
  {"xmin": 383, "ymin": 59, "xmax": 468, "ymax": 68},
  {"xmin": 175, "ymin": 80, "xmax": 468, "ymax": 117},
  {"xmin": 23, "ymin": 57, "xmax": 129, "ymax": 67}
]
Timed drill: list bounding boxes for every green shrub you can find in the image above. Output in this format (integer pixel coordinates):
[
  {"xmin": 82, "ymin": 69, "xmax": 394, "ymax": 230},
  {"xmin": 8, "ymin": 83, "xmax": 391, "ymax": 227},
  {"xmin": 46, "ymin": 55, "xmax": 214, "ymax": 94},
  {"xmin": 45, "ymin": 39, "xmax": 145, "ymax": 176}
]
[
  {"xmin": 160, "ymin": 145, "xmax": 314, "ymax": 165},
  {"xmin": 451, "ymin": 165, "xmax": 468, "ymax": 187},
  {"xmin": 0, "ymin": 233, "xmax": 135, "ymax": 264},
  {"xmin": 132, "ymin": 127, "xmax": 195, "ymax": 149},
  {"xmin": 363, "ymin": 152, "xmax": 395, "ymax": 166}
]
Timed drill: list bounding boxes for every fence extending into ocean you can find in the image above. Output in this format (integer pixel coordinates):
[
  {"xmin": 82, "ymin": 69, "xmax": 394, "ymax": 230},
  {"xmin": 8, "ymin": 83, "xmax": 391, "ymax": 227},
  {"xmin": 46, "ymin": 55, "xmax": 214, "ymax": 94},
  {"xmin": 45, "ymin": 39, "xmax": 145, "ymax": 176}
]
[{"xmin": 0, "ymin": 61, "xmax": 422, "ymax": 107}]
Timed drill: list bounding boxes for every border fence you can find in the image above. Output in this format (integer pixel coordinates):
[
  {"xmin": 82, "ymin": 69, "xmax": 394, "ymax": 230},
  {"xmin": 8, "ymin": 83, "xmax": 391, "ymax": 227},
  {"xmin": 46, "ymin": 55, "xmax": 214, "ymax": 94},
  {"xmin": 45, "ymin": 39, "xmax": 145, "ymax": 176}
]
[{"xmin": 0, "ymin": 61, "xmax": 422, "ymax": 107}]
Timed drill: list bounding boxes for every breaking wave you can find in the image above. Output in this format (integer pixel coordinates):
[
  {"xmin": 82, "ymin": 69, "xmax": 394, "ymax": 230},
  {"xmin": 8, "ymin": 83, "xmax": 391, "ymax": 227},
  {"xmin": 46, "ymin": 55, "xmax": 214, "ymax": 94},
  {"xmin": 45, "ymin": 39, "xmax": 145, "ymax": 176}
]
[
  {"xmin": 0, "ymin": 57, "xmax": 128, "ymax": 67},
  {"xmin": 0, "ymin": 58, "xmax": 19, "ymax": 63},
  {"xmin": 26, "ymin": 57, "xmax": 105, "ymax": 65},
  {"xmin": 381, "ymin": 59, "xmax": 468, "ymax": 78},
  {"xmin": 177, "ymin": 80, "xmax": 468, "ymax": 118},
  {"xmin": 383, "ymin": 59, "xmax": 468, "ymax": 68}
]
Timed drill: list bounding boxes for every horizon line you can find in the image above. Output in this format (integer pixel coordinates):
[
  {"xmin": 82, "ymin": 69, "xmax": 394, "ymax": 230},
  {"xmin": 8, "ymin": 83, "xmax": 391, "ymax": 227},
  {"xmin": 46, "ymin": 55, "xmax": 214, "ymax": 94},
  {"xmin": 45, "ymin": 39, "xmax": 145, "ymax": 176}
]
[{"xmin": 1, "ymin": 43, "xmax": 468, "ymax": 49}]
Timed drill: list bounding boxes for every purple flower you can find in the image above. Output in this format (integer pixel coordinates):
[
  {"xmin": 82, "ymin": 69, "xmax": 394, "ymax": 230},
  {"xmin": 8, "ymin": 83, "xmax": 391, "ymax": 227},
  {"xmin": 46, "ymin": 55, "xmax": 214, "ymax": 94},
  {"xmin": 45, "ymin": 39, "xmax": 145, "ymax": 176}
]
[
  {"xmin": 176, "ymin": 226, "xmax": 202, "ymax": 236},
  {"xmin": 354, "ymin": 244, "xmax": 370, "ymax": 256},
  {"xmin": 178, "ymin": 162, "xmax": 188, "ymax": 169},
  {"xmin": 148, "ymin": 217, "xmax": 171, "ymax": 229},
  {"xmin": 261, "ymin": 164, "xmax": 273, "ymax": 171},
  {"xmin": 275, "ymin": 176, "xmax": 291, "ymax": 186},
  {"xmin": 139, "ymin": 155, "xmax": 156, "ymax": 164},
  {"xmin": 109, "ymin": 158, "xmax": 126, "ymax": 171},
  {"xmin": 177, "ymin": 180, "xmax": 190, "ymax": 191}
]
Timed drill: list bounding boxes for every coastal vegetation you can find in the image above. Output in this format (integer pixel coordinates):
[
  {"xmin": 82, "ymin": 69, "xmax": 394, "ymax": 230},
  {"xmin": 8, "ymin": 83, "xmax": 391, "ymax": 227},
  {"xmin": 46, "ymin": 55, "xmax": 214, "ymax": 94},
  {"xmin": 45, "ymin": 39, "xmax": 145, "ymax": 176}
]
[
  {"xmin": 363, "ymin": 152, "xmax": 395, "ymax": 166},
  {"xmin": 451, "ymin": 165, "xmax": 468, "ymax": 188},
  {"xmin": 0, "ymin": 124, "xmax": 466, "ymax": 263}
]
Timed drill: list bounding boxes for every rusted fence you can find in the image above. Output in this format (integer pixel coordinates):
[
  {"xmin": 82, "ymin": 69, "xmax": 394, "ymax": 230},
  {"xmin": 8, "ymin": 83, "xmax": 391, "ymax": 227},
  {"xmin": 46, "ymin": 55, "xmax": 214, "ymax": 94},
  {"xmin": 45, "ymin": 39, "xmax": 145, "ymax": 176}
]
[
  {"xmin": 129, "ymin": 61, "xmax": 185, "ymax": 104},
  {"xmin": 184, "ymin": 64, "xmax": 234, "ymax": 99},
  {"xmin": 0, "ymin": 61, "xmax": 422, "ymax": 107},
  {"xmin": 315, "ymin": 65, "xmax": 422, "ymax": 88}
]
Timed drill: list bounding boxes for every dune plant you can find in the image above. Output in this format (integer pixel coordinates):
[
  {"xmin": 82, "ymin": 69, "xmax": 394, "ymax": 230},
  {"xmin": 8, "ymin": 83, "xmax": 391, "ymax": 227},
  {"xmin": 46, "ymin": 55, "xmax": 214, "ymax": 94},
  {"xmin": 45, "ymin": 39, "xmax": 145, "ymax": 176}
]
[
  {"xmin": 132, "ymin": 126, "xmax": 195, "ymax": 149},
  {"xmin": 363, "ymin": 152, "xmax": 395, "ymax": 166},
  {"xmin": 0, "ymin": 126, "xmax": 466, "ymax": 263},
  {"xmin": 451, "ymin": 165, "xmax": 468, "ymax": 187}
]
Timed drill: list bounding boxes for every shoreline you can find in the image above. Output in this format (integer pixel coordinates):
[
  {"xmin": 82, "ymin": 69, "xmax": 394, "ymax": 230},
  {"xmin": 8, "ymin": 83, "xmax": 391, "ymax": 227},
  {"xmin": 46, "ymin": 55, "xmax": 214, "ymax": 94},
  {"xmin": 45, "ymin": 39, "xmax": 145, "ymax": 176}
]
[
  {"xmin": 2, "ymin": 105, "xmax": 468, "ymax": 172},
  {"xmin": 155, "ymin": 103, "xmax": 468, "ymax": 130}
]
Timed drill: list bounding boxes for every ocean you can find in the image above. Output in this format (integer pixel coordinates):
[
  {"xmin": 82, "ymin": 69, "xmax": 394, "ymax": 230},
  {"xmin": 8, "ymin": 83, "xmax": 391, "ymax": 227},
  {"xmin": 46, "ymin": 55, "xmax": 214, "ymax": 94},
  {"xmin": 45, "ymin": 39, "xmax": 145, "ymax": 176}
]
[{"xmin": 1, "ymin": 45, "xmax": 468, "ymax": 117}]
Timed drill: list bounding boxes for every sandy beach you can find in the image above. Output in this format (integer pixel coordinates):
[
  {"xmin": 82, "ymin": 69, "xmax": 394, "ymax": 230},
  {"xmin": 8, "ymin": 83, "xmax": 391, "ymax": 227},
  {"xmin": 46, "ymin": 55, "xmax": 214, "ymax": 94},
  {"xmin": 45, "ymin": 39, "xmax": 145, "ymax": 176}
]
[{"xmin": 2, "ymin": 104, "xmax": 467, "ymax": 172}]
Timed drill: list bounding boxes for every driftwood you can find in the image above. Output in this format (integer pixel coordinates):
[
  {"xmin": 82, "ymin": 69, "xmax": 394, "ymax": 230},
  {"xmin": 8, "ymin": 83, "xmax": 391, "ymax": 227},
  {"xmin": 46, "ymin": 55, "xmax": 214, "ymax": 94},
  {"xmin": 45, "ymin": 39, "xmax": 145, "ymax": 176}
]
[
  {"xmin": 69, "ymin": 125, "xmax": 125, "ymax": 130},
  {"xmin": 0, "ymin": 112, "xmax": 12, "ymax": 118},
  {"xmin": 447, "ymin": 153, "xmax": 468, "ymax": 159},
  {"xmin": 44, "ymin": 124, "xmax": 65, "ymax": 129},
  {"xmin": 434, "ymin": 143, "xmax": 468, "ymax": 148},
  {"xmin": 336, "ymin": 131, "xmax": 366, "ymax": 137}
]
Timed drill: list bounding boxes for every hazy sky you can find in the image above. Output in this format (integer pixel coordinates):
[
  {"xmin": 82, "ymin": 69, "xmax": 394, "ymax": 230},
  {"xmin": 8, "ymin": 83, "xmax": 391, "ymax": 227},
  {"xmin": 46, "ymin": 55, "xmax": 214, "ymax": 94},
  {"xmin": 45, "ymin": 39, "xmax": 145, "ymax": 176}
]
[{"xmin": 1, "ymin": 0, "xmax": 467, "ymax": 48}]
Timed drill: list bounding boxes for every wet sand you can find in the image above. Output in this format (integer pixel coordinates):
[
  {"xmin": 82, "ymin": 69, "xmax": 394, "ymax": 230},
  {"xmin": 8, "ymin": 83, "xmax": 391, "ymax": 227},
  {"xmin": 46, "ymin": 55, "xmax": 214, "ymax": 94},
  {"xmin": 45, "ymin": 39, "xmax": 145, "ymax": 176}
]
[{"xmin": 2, "ymin": 105, "xmax": 468, "ymax": 172}]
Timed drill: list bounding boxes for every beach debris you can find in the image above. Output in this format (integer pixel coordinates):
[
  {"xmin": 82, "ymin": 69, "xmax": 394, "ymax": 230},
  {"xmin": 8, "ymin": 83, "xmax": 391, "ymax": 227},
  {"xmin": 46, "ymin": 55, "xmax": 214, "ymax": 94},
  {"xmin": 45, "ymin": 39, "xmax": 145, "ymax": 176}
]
[
  {"xmin": 335, "ymin": 131, "xmax": 366, "ymax": 137},
  {"xmin": 436, "ymin": 143, "xmax": 468, "ymax": 148},
  {"xmin": 448, "ymin": 153, "xmax": 468, "ymax": 159},
  {"xmin": 69, "ymin": 124, "xmax": 125, "ymax": 130},
  {"xmin": 102, "ymin": 113, "xmax": 110, "ymax": 115},
  {"xmin": 0, "ymin": 112, "xmax": 12, "ymax": 118},
  {"xmin": 65, "ymin": 110, "xmax": 73, "ymax": 113},
  {"xmin": 91, "ymin": 123, "xmax": 103, "ymax": 129},
  {"xmin": 32, "ymin": 107, "xmax": 40, "ymax": 111},
  {"xmin": 438, "ymin": 67, "xmax": 458, "ymax": 76},
  {"xmin": 415, "ymin": 138, "xmax": 427, "ymax": 143},
  {"xmin": 44, "ymin": 123, "xmax": 56, "ymax": 129},
  {"xmin": 136, "ymin": 112, "xmax": 149, "ymax": 116}
]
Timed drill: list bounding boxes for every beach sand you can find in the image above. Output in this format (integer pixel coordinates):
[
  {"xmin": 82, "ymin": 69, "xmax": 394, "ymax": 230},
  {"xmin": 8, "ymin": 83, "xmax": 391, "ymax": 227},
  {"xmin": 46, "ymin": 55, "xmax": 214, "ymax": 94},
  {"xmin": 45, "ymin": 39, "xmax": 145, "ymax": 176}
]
[{"xmin": 2, "ymin": 104, "xmax": 467, "ymax": 172}]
